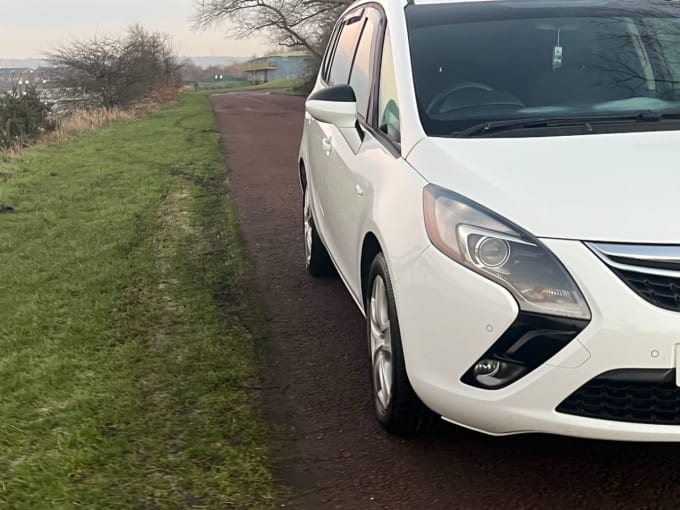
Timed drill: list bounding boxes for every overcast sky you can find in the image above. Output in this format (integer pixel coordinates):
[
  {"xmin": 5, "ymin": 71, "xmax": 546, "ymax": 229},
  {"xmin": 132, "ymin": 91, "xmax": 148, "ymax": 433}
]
[{"xmin": 2, "ymin": 0, "xmax": 268, "ymax": 59}]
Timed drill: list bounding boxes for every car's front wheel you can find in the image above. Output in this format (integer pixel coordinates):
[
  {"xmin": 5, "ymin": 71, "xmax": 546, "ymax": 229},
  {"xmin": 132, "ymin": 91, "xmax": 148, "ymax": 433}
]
[
  {"xmin": 303, "ymin": 185, "xmax": 333, "ymax": 277},
  {"xmin": 367, "ymin": 254, "xmax": 436, "ymax": 436}
]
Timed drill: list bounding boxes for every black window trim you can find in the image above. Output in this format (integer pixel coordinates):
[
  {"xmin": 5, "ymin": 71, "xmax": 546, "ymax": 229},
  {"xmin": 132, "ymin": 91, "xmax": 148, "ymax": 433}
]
[
  {"xmin": 322, "ymin": 7, "xmax": 366, "ymax": 86},
  {"xmin": 322, "ymin": 21, "xmax": 344, "ymax": 83},
  {"xmin": 368, "ymin": 17, "xmax": 402, "ymax": 158},
  {"xmin": 348, "ymin": 17, "xmax": 370, "ymax": 99},
  {"xmin": 350, "ymin": 8, "xmax": 388, "ymax": 123},
  {"xmin": 321, "ymin": 22, "xmax": 343, "ymax": 83},
  {"xmin": 363, "ymin": 122, "xmax": 401, "ymax": 159}
]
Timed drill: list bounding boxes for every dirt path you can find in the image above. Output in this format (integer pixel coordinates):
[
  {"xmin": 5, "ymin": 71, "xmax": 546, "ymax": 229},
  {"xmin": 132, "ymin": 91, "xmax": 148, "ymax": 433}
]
[{"xmin": 212, "ymin": 92, "xmax": 680, "ymax": 510}]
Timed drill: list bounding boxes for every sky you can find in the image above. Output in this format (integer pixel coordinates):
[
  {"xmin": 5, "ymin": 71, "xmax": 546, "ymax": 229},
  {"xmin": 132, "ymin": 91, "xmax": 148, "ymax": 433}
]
[{"xmin": 2, "ymin": 0, "xmax": 268, "ymax": 59}]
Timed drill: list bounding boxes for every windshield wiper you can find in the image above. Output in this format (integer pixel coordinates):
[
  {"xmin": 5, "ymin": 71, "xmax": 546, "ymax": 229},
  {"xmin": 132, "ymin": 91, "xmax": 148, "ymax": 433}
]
[{"xmin": 454, "ymin": 110, "xmax": 680, "ymax": 138}]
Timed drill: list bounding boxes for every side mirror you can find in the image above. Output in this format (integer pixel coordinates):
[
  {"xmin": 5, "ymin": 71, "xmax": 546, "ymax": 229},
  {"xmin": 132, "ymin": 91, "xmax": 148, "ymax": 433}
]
[
  {"xmin": 306, "ymin": 84, "xmax": 358, "ymax": 128},
  {"xmin": 306, "ymin": 84, "xmax": 362, "ymax": 153}
]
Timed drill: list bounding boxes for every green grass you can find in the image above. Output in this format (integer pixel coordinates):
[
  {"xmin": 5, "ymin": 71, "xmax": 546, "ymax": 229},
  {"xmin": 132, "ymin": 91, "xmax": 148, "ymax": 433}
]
[
  {"xmin": 196, "ymin": 80, "xmax": 249, "ymax": 91},
  {"xmin": 201, "ymin": 79, "xmax": 306, "ymax": 96},
  {"xmin": 0, "ymin": 94, "xmax": 275, "ymax": 509}
]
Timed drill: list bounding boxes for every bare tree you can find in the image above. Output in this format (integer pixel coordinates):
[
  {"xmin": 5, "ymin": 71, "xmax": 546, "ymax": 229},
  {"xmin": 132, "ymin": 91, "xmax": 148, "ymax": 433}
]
[
  {"xmin": 180, "ymin": 58, "xmax": 204, "ymax": 82},
  {"xmin": 49, "ymin": 37, "xmax": 126, "ymax": 108},
  {"xmin": 193, "ymin": 0, "xmax": 352, "ymax": 60},
  {"xmin": 49, "ymin": 26, "xmax": 181, "ymax": 108},
  {"xmin": 121, "ymin": 25, "xmax": 182, "ymax": 102}
]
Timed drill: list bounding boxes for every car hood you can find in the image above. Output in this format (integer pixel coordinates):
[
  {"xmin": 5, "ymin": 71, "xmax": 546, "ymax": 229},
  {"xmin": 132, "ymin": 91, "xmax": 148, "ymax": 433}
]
[{"xmin": 407, "ymin": 131, "xmax": 680, "ymax": 243}]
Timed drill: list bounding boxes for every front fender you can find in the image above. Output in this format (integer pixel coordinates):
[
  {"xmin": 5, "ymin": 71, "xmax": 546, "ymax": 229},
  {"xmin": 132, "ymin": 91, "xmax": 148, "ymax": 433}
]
[{"xmin": 357, "ymin": 156, "xmax": 430, "ymax": 303}]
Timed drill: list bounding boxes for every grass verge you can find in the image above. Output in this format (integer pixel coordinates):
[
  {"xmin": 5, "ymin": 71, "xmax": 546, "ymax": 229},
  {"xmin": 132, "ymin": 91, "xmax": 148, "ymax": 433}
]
[
  {"xmin": 201, "ymin": 79, "xmax": 306, "ymax": 96},
  {"xmin": 197, "ymin": 80, "xmax": 250, "ymax": 91},
  {"xmin": 0, "ymin": 93, "xmax": 274, "ymax": 509}
]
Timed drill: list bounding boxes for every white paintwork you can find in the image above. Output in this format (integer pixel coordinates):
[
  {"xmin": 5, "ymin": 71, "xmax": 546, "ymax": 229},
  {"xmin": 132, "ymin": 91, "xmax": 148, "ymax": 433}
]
[
  {"xmin": 396, "ymin": 239, "xmax": 680, "ymax": 441},
  {"xmin": 408, "ymin": 132, "xmax": 680, "ymax": 243},
  {"xmin": 299, "ymin": 0, "xmax": 680, "ymax": 441},
  {"xmin": 306, "ymin": 99, "xmax": 358, "ymax": 128}
]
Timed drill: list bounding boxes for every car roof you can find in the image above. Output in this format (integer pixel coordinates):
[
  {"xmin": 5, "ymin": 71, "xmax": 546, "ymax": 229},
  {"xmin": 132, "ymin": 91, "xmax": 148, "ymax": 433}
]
[
  {"xmin": 409, "ymin": 0, "xmax": 678, "ymax": 7},
  {"xmin": 414, "ymin": 0, "xmax": 500, "ymax": 4}
]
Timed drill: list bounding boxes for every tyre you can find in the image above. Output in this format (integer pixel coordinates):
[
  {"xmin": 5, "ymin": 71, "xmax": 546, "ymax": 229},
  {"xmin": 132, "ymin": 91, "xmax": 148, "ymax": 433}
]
[
  {"xmin": 303, "ymin": 186, "xmax": 334, "ymax": 277},
  {"xmin": 367, "ymin": 253, "xmax": 436, "ymax": 436}
]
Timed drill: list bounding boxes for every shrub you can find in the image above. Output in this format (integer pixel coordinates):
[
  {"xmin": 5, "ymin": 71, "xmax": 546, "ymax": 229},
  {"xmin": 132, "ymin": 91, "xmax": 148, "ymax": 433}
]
[{"xmin": 0, "ymin": 87, "xmax": 54, "ymax": 150}]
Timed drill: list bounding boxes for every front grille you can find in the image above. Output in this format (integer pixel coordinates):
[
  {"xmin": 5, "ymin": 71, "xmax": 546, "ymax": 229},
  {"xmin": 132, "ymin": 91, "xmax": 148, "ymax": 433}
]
[
  {"xmin": 587, "ymin": 243, "xmax": 680, "ymax": 312},
  {"xmin": 612, "ymin": 268, "xmax": 680, "ymax": 312},
  {"xmin": 557, "ymin": 369, "xmax": 680, "ymax": 425}
]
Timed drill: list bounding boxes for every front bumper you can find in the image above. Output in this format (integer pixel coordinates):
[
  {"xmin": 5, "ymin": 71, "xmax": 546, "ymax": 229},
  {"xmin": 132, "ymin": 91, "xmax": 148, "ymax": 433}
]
[{"xmin": 393, "ymin": 238, "xmax": 680, "ymax": 441}]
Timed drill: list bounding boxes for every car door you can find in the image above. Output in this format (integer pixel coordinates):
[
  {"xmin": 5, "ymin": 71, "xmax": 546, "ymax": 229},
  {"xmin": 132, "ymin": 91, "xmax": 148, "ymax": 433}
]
[
  {"xmin": 318, "ymin": 8, "xmax": 384, "ymax": 295},
  {"xmin": 305, "ymin": 10, "xmax": 364, "ymax": 265}
]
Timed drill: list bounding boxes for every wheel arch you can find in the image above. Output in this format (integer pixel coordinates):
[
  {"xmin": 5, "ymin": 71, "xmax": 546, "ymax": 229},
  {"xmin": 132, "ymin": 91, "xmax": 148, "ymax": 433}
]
[
  {"xmin": 299, "ymin": 158, "xmax": 307, "ymax": 191},
  {"xmin": 361, "ymin": 232, "xmax": 383, "ymax": 307}
]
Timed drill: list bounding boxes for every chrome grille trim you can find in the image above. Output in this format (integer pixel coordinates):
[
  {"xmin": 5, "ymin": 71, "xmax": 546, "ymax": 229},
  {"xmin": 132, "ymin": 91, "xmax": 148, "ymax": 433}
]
[
  {"xmin": 587, "ymin": 243, "xmax": 680, "ymax": 312},
  {"xmin": 587, "ymin": 243, "xmax": 680, "ymax": 278}
]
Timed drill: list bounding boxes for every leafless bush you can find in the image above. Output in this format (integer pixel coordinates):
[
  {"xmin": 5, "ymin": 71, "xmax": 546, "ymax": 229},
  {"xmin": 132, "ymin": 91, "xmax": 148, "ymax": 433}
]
[{"xmin": 49, "ymin": 25, "xmax": 181, "ymax": 109}]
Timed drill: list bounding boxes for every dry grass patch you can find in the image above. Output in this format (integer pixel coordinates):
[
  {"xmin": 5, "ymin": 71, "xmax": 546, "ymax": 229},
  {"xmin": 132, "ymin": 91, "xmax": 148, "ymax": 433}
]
[{"xmin": 51, "ymin": 108, "xmax": 137, "ymax": 140}]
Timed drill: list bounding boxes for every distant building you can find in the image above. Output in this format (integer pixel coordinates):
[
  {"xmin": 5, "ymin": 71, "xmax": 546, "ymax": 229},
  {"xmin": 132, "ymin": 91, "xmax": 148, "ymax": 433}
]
[
  {"xmin": 0, "ymin": 68, "xmax": 31, "ymax": 92},
  {"xmin": 244, "ymin": 51, "xmax": 314, "ymax": 84},
  {"xmin": 35, "ymin": 67, "xmax": 62, "ymax": 90},
  {"xmin": 0, "ymin": 67, "xmax": 58, "ymax": 92}
]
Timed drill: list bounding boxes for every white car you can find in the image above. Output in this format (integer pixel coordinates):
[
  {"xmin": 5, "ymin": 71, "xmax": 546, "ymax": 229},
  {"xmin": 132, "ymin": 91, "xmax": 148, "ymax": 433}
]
[{"xmin": 298, "ymin": 0, "xmax": 680, "ymax": 441}]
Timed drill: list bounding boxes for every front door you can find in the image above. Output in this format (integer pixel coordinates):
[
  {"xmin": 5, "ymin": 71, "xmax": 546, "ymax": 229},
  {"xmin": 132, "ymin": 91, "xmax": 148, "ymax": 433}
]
[{"xmin": 319, "ymin": 8, "xmax": 383, "ymax": 294}]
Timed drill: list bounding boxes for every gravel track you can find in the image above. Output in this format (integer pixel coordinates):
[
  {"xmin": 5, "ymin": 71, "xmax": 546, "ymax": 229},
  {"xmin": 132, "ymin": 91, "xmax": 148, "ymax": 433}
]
[{"xmin": 212, "ymin": 92, "xmax": 680, "ymax": 510}]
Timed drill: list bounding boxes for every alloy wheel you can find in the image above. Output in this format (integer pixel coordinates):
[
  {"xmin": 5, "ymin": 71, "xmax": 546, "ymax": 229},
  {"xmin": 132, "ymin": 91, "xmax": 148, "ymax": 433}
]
[
  {"xmin": 370, "ymin": 275, "xmax": 393, "ymax": 410},
  {"xmin": 303, "ymin": 190, "xmax": 313, "ymax": 266}
]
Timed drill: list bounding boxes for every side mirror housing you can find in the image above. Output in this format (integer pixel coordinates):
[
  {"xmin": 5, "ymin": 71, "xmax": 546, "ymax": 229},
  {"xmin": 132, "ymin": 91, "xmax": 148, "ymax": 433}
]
[
  {"xmin": 306, "ymin": 85, "xmax": 358, "ymax": 128},
  {"xmin": 306, "ymin": 84, "xmax": 363, "ymax": 153}
]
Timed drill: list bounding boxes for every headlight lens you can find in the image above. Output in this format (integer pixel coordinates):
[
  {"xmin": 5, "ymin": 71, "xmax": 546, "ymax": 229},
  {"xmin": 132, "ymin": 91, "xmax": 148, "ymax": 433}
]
[{"xmin": 424, "ymin": 185, "xmax": 590, "ymax": 320}]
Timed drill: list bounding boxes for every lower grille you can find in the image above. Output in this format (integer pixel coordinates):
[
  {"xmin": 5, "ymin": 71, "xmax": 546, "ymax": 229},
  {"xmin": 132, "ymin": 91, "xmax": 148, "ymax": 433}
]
[{"xmin": 557, "ymin": 369, "xmax": 680, "ymax": 425}]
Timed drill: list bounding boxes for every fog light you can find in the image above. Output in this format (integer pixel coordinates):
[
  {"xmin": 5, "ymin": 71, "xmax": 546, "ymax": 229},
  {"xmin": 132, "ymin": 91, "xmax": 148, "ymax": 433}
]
[
  {"xmin": 472, "ymin": 359, "xmax": 527, "ymax": 389},
  {"xmin": 474, "ymin": 359, "xmax": 500, "ymax": 377},
  {"xmin": 462, "ymin": 312, "xmax": 590, "ymax": 390}
]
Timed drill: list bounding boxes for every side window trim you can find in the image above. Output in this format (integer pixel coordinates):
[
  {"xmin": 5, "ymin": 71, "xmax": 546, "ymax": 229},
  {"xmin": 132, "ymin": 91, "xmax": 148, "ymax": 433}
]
[
  {"xmin": 320, "ymin": 5, "xmax": 384, "ymax": 90},
  {"xmin": 324, "ymin": 8, "xmax": 365, "ymax": 86},
  {"xmin": 350, "ymin": 8, "xmax": 386, "ymax": 122},
  {"xmin": 319, "ymin": 2, "xmax": 400, "ymax": 158},
  {"xmin": 322, "ymin": 22, "xmax": 343, "ymax": 83},
  {"xmin": 369, "ymin": 20, "xmax": 402, "ymax": 157},
  {"xmin": 361, "ymin": 122, "xmax": 401, "ymax": 159},
  {"xmin": 367, "ymin": 14, "xmax": 387, "ymax": 128},
  {"xmin": 347, "ymin": 18, "xmax": 369, "ymax": 86}
]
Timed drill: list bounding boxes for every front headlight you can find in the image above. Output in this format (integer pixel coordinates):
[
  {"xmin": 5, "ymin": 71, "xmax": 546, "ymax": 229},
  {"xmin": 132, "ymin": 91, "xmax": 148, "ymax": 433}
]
[{"xmin": 424, "ymin": 185, "xmax": 590, "ymax": 320}]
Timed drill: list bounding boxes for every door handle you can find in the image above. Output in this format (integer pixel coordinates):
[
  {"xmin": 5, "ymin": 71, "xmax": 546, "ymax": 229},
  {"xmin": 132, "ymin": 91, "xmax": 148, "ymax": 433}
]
[{"xmin": 321, "ymin": 137, "xmax": 332, "ymax": 155}]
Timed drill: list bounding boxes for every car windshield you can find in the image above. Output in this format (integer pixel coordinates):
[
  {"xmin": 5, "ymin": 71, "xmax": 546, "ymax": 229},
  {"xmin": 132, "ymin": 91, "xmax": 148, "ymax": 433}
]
[{"xmin": 406, "ymin": 0, "xmax": 680, "ymax": 136}]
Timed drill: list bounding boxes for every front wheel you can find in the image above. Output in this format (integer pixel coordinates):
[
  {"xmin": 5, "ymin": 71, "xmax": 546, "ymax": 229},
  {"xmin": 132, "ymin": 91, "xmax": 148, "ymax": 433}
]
[
  {"xmin": 367, "ymin": 254, "xmax": 436, "ymax": 436},
  {"xmin": 303, "ymin": 186, "xmax": 334, "ymax": 277}
]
